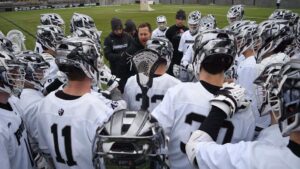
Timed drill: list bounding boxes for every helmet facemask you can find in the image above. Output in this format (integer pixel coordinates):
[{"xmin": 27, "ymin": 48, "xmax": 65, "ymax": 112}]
[
  {"xmin": 275, "ymin": 61, "xmax": 300, "ymax": 136},
  {"xmin": 227, "ymin": 5, "xmax": 244, "ymax": 25},
  {"xmin": 0, "ymin": 59, "xmax": 26, "ymax": 97},
  {"xmin": 92, "ymin": 110, "xmax": 169, "ymax": 169}
]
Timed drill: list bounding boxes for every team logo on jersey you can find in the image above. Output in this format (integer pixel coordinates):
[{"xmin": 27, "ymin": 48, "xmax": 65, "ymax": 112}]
[{"xmin": 58, "ymin": 108, "xmax": 64, "ymax": 116}]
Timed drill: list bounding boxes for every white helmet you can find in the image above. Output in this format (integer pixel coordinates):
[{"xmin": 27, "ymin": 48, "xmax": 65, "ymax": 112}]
[
  {"xmin": 55, "ymin": 37, "xmax": 100, "ymax": 80},
  {"xmin": 234, "ymin": 23, "xmax": 258, "ymax": 56},
  {"xmin": 146, "ymin": 37, "xmax": 173, "ymax": 70},
  {"xmin": 0, "ymin": 51, "xmax": 25, "ymax": 96},
  {"xmin": 275, "ymin": 60, "xmax": 300, "ymax": 136},
  {"xmin": 256, "ymin": 19, "xmax": 294, "ymax": 63},
  {"xmin": 193, "ymin": 29, "xmax": 236, "ymax": 78},
  {"xmin": 296, "ymin": 19, "xmax": 300, "ymax": 49},
  {"xmin": 0, "ymin": 35, "xmax": 14, "ymax": 53},
  {"xmin": 156, "ymin": 15, "xmax": 167, "ymax": 31},
  {"xmin": 36, "ymin": 25, "xmax": 64, "ymax": 51},
  {"xmin": 188, "ymin": 11, "xmax": 201, "ymax": 35},
  {"xmin": 72, "ymin": 27, "xmax": 101, "ymax": 51},
  {"xmin": 254, "ymin": 53, "xmax": 290, "ymax": 116},
  {"xmin": 227, "ymin": 5, "xmax": 244, "ymax": 24},
  {"xmin": 199, "ymin": 14, "xmax": 217, "ymax": 31},
  {"xmin": 17, "ymin": 50, "xmax": 50, "ymax": 90},
  {"xmin": 92, "ymin": 110, "xmax": 169, "ymax": 169},
  {"xmin": 229, "ymin": 20, "xmax": 256, "ymax": 33},
  {"xmin": 40, "ymin": 13, "xmax": 65, "ymax": 32},
  {"xmin": 70, "ymin": 13, "xmax": 96, "ymax": 33}
]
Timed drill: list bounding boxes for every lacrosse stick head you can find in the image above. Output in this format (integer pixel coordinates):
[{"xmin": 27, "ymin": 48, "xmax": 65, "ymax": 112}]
[
  {"xmin": 6, "ymin": 29, "xmax": 27, "ymax": 54},
  {"xmin": 131, "ymin": 49, "xmax": 161, "ymax": 89}
]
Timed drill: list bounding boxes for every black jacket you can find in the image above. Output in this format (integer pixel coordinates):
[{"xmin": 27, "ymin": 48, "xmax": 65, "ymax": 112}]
[
  {"xmin": 118, "ymin": 37, "xmax": 145, "ymax": 93},
  {"xmin": 104, "ymin": 32, "xmax": 132, "ymax": 76},
  {"xmin": 165, "ymin": 24, "xmax": 188, "ymax": 75}
]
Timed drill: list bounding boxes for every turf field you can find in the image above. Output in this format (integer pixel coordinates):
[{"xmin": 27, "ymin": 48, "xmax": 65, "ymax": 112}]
[{"xmin": 0, "ymin": 4, "xmax": 299, "ymax": 50}]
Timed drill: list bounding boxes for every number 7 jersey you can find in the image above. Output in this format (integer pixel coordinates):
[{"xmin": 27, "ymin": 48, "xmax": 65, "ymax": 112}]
[
  {"xmin": 152, "ymin": 82, "xmax": 255, "ymax": 169},
  {"xmin": 31, "ymin": 91, "xmax": 113, "ymax": 169}
]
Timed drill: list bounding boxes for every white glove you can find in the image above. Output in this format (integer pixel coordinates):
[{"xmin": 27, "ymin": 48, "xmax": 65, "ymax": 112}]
[
  {"xmin": 186, "ymin": 130, "xmax": 213, "ymax": 168},
  {"xmin": 173, "ymin": 64, "xmax": 180, "ymax": 77},
  {"xmin": 98, "ymin": 67, "xmax": 120, "ymax": 92},
  {"xmin": 186, "ymin": 64, "xmax": 193, "ymax": 72},
  {"xmin": 210, "ymin": 82, "xmax": 250, "ymax": 117},
  {"xmin": 181, "ymin": 61, "xmax": 193, "ymax": 72}
]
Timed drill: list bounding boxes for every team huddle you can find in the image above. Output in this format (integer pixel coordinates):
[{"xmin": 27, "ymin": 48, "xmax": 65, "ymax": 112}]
[{"xmin": 0, "ymin": 4, "xmax": 300, "ymax": 169}]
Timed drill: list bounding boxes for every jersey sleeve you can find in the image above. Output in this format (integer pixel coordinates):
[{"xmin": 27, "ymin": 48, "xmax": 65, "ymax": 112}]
[
  {"xmin": 151, "ymin": 29, "xmax": 158, "ymax": 39},
  {"xmin": 122, "ymin": 78, "xmax": 131, "ymax": 107},
  {"xmin": 195, "ymin": 139, "xmax": 256, "ymax": 169},
  {"xmin": 181, "ymin": 46, "xmax": 194, "ymax": 64},
  {"xmin": 178, "ymin": 33, "xmax": 185, "ymax": 52},
  {"xmin": 151, "ymin": 88, "xmax": 176, "ymax": 137}
]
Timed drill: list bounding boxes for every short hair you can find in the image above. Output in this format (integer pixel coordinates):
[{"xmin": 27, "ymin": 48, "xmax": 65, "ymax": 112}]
[
  {"xmin": 176, "ymin": 9, "xmax": 186, "ymax": 20},
  {"xmin": 138, "ymin": 22, "xmax": 152, "ymax": 33},
  {"xmin": 58, "ymin": 65, "xmax": 87, "ymax": 81}
]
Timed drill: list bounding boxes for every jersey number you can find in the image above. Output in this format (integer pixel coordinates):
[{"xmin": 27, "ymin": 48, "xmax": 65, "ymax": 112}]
[
  {"xmin": 180, "ymin": 113, "xmax": 234, "ymax": 154},
  {"xmin": 51, "ymin": 124, "xmax": 77, "ymax": 166},
  {"xmin": 136, "ymin": 94, "xmax": 164, "ymax": 103}
]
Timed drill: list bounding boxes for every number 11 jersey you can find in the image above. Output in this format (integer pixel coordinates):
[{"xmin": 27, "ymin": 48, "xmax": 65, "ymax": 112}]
[{"xmin": 32, "ymin": 91, "xmax": 113, "ymax": 169}]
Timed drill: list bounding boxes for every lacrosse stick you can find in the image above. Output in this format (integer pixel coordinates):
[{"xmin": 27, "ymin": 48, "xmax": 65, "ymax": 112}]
[
  {"xmin": 131, "ymin": 49, "xmax": 161, "ymax": 111},
  {"xmin": 6, "ymin": 29, "xmax": 26, "ymax": 54}
]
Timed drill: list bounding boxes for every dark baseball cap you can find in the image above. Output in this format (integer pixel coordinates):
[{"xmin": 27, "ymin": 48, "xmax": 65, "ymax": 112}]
[
  {"xmin": 176, "ymin": 9, "xmax": 186, "ymax": 20},
  {"xmin": 111, "ymin": 17, "xmax": 123, "ymax": 31}
]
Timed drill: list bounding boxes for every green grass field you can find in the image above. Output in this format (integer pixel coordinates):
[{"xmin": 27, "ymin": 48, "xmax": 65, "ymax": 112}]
[{"xmin": 0, "ymin": 4, "xmax": 299, "ymax": 50}]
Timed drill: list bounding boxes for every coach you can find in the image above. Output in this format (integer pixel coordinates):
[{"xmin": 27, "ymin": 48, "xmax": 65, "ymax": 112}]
[{"xmin": 104, "ymin": 17, "xmax": 132, "ymax": 88}]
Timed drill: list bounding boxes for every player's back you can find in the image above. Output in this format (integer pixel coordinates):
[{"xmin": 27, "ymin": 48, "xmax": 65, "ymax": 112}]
[
  {"xmin": 152, "ymin": 82, "xmax": 255, "ymax": 169},
  {"xmin": 0, "ymin": 100, "xmax": 34, "ymax": 169},
  {"xmin": 123, "ymin": 73, "xmax": 181, "ymax": 112},
  {"xmin": 35, "ymin": 91, "xmax": 113, "ymax": 169}
]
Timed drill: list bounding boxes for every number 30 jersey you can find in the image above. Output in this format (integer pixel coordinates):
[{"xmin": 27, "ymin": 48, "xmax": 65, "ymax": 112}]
[
  {"xmin": 152, "ymin": 82, "xmax": 255, "ymax": 169},
  {"xmin": 123, "ymin": 74, "xmax": 181, "ymax": 112},
  {"xmin": 32, "ymin": 91, "xmax": 113, "ymax": 169}
]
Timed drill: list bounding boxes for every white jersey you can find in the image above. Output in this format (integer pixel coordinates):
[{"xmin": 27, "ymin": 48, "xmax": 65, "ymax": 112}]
[
  {"xmin": 34, "ymin": 42, "xmax": 44, "ymax": 54},
  {"xmin": 181, "ymin": 44, "xmax": 194, "ymax": 64},
  {"xmin": 31, "ymin": 91, "xmax": 113, "ymax": 169},
  {"xmin": 291, "ymin": 48, "xmax": 300, "ymax": 60},
  {"xmin": 42, "ymin": 53, "xmax": 59, "ymax": 88},
  {"xmin": 181, "ymin": 33, "xmax": 217, "ymax": 65},
  {"xmin": 151, "ymin": 27, "xmax": 168, "ymax": 39},
  {"xmin": 194, "ymin": 124, "xmax": 300, "ymax": 169},
  {"xmin": 19, "ymin": 89, "xmax": 44, "ymax": 135},
  {"xmin": 123, "ymin": 74, "xmax": 181, "ymax": 112},
  {"xmin": 236, "ymin": 55, "xmax": 271, "ymax": 129},
  {"xmin": 0, "ymin": 99, "xmax": 34, "ymax": 169},
  {"xmin": 152, "ymin": 82, "xmax": 255, "ymax": 169},
  {"xmin": 178, "ymin": 30, "xmax": 196, "ymax": 55}
]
